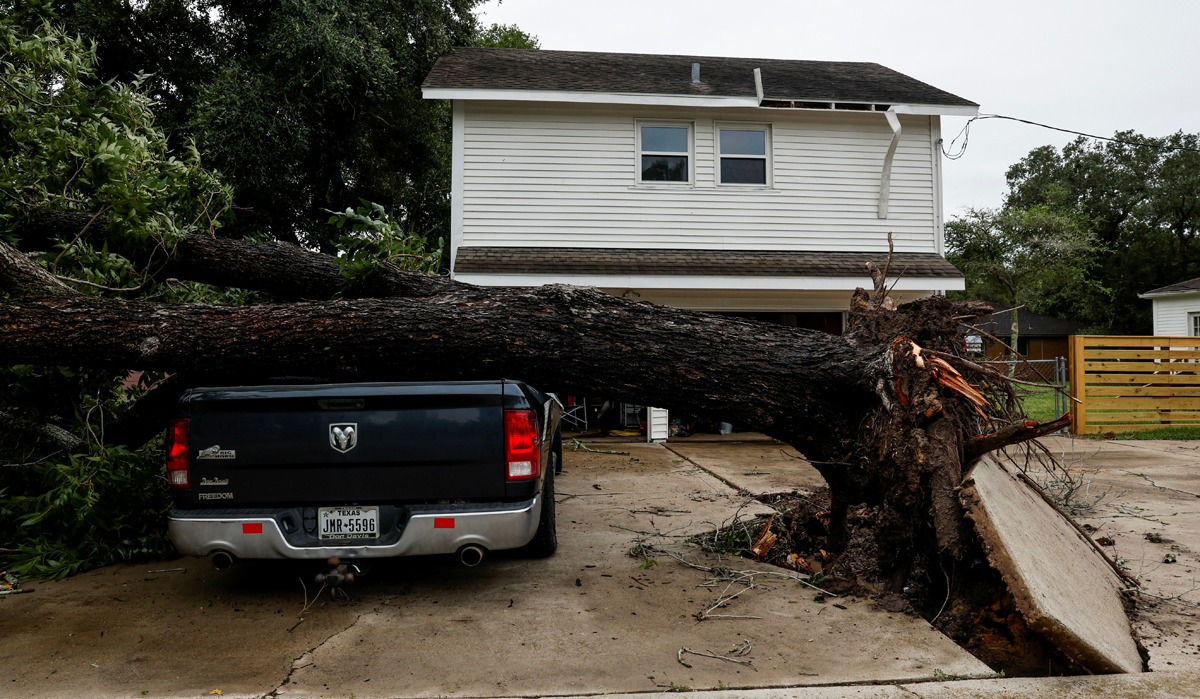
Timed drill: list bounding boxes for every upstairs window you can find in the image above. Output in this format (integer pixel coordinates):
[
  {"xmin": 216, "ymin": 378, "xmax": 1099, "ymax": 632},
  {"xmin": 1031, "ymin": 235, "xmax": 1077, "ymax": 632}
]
[
  {"xmin": 638, "ymin": 123, "xmax": 691, "ymax": 184},
  {"xmin": 717, "ymin": 125, "xmax": 770, "ymax": 186}
]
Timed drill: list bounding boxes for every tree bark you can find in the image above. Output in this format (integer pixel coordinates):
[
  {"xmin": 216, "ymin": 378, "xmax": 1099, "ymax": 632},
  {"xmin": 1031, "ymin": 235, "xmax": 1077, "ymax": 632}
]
[
  {"xmin": 165, "ymin": 235, "xmax": 453, "ymax": 300},
  {"xmin": 11, "ymin": 210, "xmax": 454, "ymax": 300},
  {"xmin": 0, "ymin": 409, "xmax": 85, "ymax": 452},
  {"xmin": 0, "ymin": 239, "xmax": 78, "ymax": 298}
]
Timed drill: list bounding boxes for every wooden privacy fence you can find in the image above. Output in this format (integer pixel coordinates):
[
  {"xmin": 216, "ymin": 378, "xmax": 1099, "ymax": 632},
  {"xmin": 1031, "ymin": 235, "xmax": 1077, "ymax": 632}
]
[{"xmin": 1070, "ymin": 336, "xmax": 1200, "ymax": 434}]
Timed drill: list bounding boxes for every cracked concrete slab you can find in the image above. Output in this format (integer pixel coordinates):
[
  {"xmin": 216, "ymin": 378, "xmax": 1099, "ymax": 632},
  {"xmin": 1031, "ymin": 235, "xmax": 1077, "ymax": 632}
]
[
  {"xmin": 664, "ymin": 441, "xmax": 826, "ymax": 496},
  {"xmin": 2, "ymin": 441, "xmax": 990, "ymax": 698}
]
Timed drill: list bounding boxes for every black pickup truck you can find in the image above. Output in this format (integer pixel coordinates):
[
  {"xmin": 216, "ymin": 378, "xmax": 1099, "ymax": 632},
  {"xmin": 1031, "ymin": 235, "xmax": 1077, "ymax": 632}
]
[{"xmin": 165, "ymin": 380, "xmax": 562, "ymax": 568}]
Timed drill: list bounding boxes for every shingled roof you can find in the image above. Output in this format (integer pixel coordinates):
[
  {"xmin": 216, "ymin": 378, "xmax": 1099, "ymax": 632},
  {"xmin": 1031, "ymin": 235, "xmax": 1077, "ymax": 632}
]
[
  {"xmin": 1141, "ymin": 277, "xmax": 1200, "ymax": 297},
  {"xmin": 971, "ymin": 303, "xmax": 1086, "ymax": 338},
  {"xmin": 454, "ymin": 248, "xmax": 964, "ymax": 279},
  {"xmin": 423, "ymin": 48, "xmax": 977, "ymax": 107}
]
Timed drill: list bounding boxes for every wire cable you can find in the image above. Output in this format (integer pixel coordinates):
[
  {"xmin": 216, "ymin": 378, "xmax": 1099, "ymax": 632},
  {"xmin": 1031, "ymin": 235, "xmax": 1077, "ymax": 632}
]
[{"xmin": 939, "ymin": 114, "xmax": 1200, "ymax": 160}]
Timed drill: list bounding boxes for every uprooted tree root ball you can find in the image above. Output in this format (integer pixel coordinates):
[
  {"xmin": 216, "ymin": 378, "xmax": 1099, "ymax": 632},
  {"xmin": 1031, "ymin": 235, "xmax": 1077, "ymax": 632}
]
[{"xmin": 736, "ymin": 488, "xmax": 1081, "ymax": 676}]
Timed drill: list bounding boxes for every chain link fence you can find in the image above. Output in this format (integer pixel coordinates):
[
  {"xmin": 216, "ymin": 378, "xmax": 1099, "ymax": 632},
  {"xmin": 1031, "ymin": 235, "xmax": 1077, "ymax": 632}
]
[{"xmin": 980, "ymin": 356, "xmax": 1070, "ymax": 421}]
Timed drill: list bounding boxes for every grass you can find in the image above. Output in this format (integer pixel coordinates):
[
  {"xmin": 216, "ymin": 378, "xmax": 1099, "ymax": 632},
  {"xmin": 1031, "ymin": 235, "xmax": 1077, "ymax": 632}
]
[
  {"xmin": 1022, "ymin": 382, "xmax": 1200, "ymax": 440},
  {"xmin": 1100, "ymin": 425, "xmax": 1200, "ymax": 441},
  {"xmin": 1007, "ymin": 371, "xmax": 1200, "ymax": 441},
  {"xmin": 1016, "ymin": 384, "xmax": 1066, "ymax": 423}
]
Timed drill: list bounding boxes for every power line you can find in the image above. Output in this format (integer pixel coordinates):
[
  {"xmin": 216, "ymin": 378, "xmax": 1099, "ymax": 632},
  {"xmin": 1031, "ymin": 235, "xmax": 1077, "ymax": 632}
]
[{"xmin": 940, "ymin": 114, "xmax": 1200, "ymax": 160}]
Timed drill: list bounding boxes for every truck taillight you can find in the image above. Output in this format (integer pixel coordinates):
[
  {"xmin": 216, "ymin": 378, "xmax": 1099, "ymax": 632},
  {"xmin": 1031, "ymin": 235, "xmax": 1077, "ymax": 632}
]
[
  {"xmin": 165, "ymin": 418, "xmax": 190, "ymax": 488},
  {"xmin": 504, "ymin": 410, "xmax": 540, "ymax": 482}
]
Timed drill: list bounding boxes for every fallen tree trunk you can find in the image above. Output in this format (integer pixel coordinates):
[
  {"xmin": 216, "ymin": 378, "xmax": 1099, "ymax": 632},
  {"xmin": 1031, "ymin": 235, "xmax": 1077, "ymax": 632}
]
[{"xmin": 0, "ymin": 288, "xmax": 884, "ymax": 459}]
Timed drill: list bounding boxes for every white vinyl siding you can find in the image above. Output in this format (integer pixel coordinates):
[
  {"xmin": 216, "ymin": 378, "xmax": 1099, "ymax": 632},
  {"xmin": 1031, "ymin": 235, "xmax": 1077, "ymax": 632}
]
[
  {"xmin": 459, "ymin": 101, "xmax": 939, "ymax": 253},
  {"xmin": 1151, "ymin": 294, "xmax": 1200, "ymax": 336}
]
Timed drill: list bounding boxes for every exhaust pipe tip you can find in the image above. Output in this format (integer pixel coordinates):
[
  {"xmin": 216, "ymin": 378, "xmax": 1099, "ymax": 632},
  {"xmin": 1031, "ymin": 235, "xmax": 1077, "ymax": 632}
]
[
  {"xmin": 459, "ymin": 544, "xmax": 485, "ymax": 567},
  {"xmin": 211, "ymin": 551, "xmax": 237, "ymax": 571}
]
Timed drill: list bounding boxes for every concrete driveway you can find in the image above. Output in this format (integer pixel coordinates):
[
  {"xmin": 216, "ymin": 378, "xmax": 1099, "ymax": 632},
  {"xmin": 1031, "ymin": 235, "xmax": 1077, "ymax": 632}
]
[
  {"xmin": 1037, "ymin": 436, "xmax": 1200, "ymax": 673},
  {"xmin": 1, "ymin": 440, "xmax": 991, "ymax": 698}
]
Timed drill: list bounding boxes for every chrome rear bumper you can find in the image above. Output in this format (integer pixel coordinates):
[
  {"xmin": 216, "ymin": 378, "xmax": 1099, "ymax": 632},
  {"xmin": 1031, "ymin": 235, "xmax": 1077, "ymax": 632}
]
[{"xmin": 168, "ymin": 496, "xmax": 541, "ymax": 560}]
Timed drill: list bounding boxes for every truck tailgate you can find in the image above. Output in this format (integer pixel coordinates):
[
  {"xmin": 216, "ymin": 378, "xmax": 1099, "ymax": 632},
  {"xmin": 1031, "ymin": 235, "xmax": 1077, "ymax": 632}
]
[{"xmin": 184, "ymin": 383, "xmax": 506, "ymax": 506}]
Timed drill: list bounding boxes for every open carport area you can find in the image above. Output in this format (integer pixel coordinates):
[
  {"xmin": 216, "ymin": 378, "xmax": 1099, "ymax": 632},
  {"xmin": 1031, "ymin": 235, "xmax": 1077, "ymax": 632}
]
[{"xmin": 3, "ymin": 436, "xmax": 1199, "ymax": 698}]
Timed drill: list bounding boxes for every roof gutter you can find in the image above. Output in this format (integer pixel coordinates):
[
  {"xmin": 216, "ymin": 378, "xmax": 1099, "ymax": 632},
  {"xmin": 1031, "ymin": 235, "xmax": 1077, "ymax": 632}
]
[
  {"xmin": 1138, "ymin": 289, "xmax": 1200, "ymax": 299},
  {"xmin": 421, "ymin": 87, "xmax": 759, "ymax": 108},
  {"xmin": 453, "ymin": 271, "xmax": 965, "ymax": 292},
  {"xmin": 421, "ymin": 87, "xmax": 979, "ymax": 115}
]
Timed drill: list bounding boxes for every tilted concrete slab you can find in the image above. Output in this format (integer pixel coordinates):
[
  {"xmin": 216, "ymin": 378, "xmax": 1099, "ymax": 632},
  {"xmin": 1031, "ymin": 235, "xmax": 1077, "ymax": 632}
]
[
  {"xmin": 665, "ymin": 441, "xmax": 827, "ymax": 496},
  {"xmin": 959, "ymin": 455, "xmax": 1144, "ymax": 674}
]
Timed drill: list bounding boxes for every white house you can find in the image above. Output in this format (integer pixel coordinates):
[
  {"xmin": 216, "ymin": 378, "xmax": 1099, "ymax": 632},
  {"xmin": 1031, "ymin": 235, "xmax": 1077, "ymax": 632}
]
[
  {"xmin": 1140, "ymin": 278, "xmax": 1200, "ymax": 336},
  {"xmin": 421, "ymin": 48, "xmax": 975, "ymax": 334}
]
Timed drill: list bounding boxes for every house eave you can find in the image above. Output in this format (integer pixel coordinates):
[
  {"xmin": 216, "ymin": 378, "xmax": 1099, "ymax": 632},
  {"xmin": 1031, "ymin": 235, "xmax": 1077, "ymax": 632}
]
[
  {"xmin": 422, "ymin": 87, "xmax": 760, "ymax": 108},
  {"xmin": 421, "ymin": 87, "xmax": 979, "ymax": 116},
  {"xmin": 453, "ymin": 272, "xmax": 965, "ymax": 292},
  {"xmin": 1138, "ymin": 289, "xmax": 1200, "ymax": 299}
]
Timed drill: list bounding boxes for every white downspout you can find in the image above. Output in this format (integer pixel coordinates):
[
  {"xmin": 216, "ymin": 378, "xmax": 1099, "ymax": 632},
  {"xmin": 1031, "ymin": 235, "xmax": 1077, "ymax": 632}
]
[
  {"xmin": 753, "ymin": 67, "xmax": 764, "ymax": 104},
  {"xmin": 878, "ymin": 109, "xmax": 901, "ymax": 219}
]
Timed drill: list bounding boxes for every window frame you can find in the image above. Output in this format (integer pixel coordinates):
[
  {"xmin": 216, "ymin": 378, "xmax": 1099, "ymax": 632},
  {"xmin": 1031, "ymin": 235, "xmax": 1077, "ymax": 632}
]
[
  {"xmin": 1190, "ymin": 312, "xmax": 1200, "ymax": 337},
  {"xmin": 715, "ymin": 122, "xmax": 773, "ymax": 188},
  {"xmin": 635, "ymin": 120, "xmax": 694, "ymax": 186}
]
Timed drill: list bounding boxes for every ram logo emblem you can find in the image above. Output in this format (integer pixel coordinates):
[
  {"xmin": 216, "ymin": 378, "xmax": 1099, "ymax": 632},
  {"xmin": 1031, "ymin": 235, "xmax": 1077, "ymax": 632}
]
[{"xmin": 329, "ymin": 423, "xmax": 358, "ymax": 453}]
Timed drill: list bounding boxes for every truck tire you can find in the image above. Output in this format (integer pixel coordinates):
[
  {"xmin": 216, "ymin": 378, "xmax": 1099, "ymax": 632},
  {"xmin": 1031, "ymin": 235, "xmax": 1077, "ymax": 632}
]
[{"xmin": 520, "ymin": 455, "xmax": 558, "ymax": 557}]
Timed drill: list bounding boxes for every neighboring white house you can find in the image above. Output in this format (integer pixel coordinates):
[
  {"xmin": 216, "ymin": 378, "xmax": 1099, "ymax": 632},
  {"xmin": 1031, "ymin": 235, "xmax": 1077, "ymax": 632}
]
[
  {"xmin": 1140, "ymin": 277, "xmax": 1200, "ymax": 336},
  {"xmin": 421, "ymin": 49, "xmax": 975, "ymax": 334}
]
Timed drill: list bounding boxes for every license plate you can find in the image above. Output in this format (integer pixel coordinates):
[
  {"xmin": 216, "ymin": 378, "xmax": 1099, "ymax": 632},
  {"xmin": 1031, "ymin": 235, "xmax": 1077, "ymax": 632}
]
[{"xmin": 317, "ymin": 506, "xmax": 379, "ymax": 540}]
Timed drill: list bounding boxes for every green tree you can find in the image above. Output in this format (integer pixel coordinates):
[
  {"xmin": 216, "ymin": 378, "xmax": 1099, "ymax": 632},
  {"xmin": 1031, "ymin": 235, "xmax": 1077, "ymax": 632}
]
[
  {"xmin": 187, "ymin": 0, "xmax": 484, "ymax": 251},
  {"xmin": 7, "ymin": 2, "xmax": 538, "ymax": 255},
  {"xmin": 475, "ymin": 22, "xmax": 540, "ymax": 49},
  {"xmin": 946, "ymin": 203, "xmax": 1103, "ymax": 354},
  {"xmin": 3, "ymin": 0, "xmax": 222, "ymax": 143},
  {"xmin": 1001, "ymin": 132, "xmax": 1200, "ymax": 334}
]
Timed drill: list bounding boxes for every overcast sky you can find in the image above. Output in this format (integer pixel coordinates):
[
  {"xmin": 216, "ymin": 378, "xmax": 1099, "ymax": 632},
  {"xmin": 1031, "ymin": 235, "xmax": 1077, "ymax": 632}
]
[{"xmin": 476, "ymin": 0, "xmax": 1199, "ymax": 219}]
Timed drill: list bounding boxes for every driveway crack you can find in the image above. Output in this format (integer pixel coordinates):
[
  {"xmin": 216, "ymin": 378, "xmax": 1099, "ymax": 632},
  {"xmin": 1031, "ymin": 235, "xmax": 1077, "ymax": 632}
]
[
  {"xmin": 264, "ymin": 606, "xmax": 376, "ymax": 698},
  {"xmin": 661, "ymin": 444, "xmax": 747, "ymax": 497},
  {"xmin": 1122, "ymin": 470, "xmax": 1200, "ymax": 498}
]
